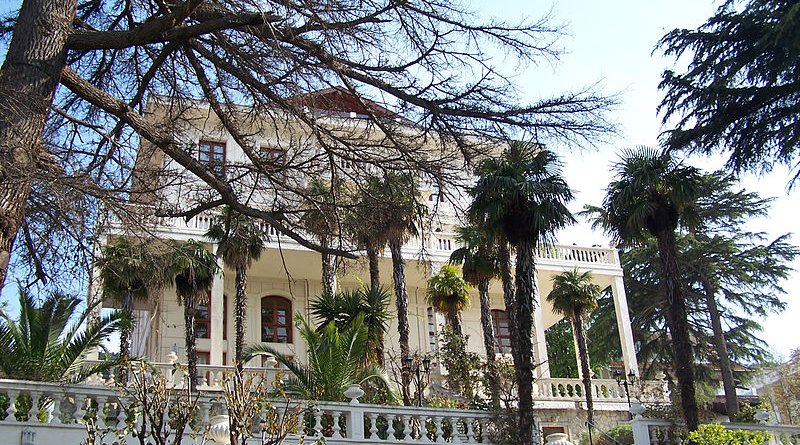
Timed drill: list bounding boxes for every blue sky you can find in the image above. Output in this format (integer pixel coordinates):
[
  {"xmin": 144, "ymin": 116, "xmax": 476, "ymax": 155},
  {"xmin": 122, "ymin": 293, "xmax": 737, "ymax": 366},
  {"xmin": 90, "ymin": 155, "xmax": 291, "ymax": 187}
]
[{"xmin": 1, "ymin": 0, "xmax": 798, "ymax": 358}]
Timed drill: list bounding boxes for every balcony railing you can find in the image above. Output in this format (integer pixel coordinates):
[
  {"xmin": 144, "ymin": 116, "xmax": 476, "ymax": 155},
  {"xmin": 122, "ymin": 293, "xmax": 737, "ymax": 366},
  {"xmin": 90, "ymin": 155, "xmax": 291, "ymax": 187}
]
[
  {"xmin": 0, "ymin": 378, "xmax": 494, "ymax": 445},
  {"xmin": 535, "ymin": 377, "xmax": 668, "ymax": 404}
]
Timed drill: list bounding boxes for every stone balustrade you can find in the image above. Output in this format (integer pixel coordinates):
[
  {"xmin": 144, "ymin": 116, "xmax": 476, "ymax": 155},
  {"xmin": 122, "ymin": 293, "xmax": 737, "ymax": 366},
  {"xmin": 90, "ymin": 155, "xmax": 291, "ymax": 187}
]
[
  {"xmin": 0, "ymin": 378, "xmax": 494, "ymax": 445},
  {"xmin": 535, "ymin": 378, "xmax": 668, "ymax": 405}
]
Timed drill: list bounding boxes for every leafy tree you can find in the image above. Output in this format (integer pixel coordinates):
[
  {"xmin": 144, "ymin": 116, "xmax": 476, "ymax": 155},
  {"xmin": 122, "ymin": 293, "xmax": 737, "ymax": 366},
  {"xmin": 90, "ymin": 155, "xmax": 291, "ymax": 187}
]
[
  {"xmin": 759, "ymin": 349, "xmax": 800, "ymax": 424},
  {"xmin": 308, "ymin": 286, "xmax": 391, "ymax": 365},
  {"xmin": 98, "ymin": 236, "xmax": 170, "ymax": 367},
  {"xmin": 0, "ymin": 287, "xmax": 122, "ymax": 382},
  {"xmin": 544, "ymin": 319, "xmax": 578, "ymax": 378},
  {"xmin": 426, "ymin": 264, "xmax": 471, "ymax": 337},
  {"xmin": 547, "ymin": 269, "xmax": 601, "ymax": 425},
  {"xmin": 0, "ymin": 0, "xmax": 614, "ymax": 294},
  {"xmin": 205, "ymin": 207, "xmax": 267, "ymax": 370},
  {"xmin": 167, "ymin": 239, "xmax": 219, "ymax": 390},
  {"xmin": 450, "ymin": 224, "xmax": 502, "ymax": 408},
  {"xmin": 588, "ymin": 146, "xmax": 702, "ymax": 430},
  {"xmin": 244, "ymin": 313, "xmax": 397, "ymax": 402},
  {"xmin": 469, "ymin": 142, "xmax": 574, "ymax": 444},
  {"xmin": 658, "ymin": 0, "xmax": 800, "ymax": 184}
]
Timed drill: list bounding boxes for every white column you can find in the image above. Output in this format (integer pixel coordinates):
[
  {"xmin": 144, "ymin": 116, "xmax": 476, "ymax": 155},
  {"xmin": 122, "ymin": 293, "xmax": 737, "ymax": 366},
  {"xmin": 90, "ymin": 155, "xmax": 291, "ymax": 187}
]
[
  {"xmin": 532, "ymin": 284, "xmax": 550, "ymax": 378},
  {"xmin": 209, "ymin": 253, "xmax": 225, "ymax": 366},
  {"xmin": 611, "ymin": 275, "xmax": 638, "ymax": 375}
]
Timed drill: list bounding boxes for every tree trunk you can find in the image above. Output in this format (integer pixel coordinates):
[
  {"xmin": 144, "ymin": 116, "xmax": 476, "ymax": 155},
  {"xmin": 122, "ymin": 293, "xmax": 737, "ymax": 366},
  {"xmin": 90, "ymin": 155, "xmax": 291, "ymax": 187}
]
[
  {"xmin": 700, "ymin": 275, "xmax": 739, "ymax": 418},
  {"xmin": 513, "ymin": 241, "xmax": 536, "ymax": 445},
  {"xmin": 446, "ymin": 307, "xmax": 463, "ymax": 337},
  {"xmin": 389, "ymin": 238, "xmax": 411, "ymax": 405},
  {"xmin": 184, "ymin": 292, "xmax": 199, "ymax": 391},
  {"xmin": 321, "ymin": 237, "xmax": 337, "ymax": 297},
  {"xmin": 117, "ymin": 291, "xmax": 134, "ymax": 383},
  {"xmin": 573, "ymin": 313, "xmax": 594, "ymax": 426},
  {"xmin": 234, "ymin": 263, "xmax": 247, "ymax": 372},
  {"xmin": 0, "ymin": 0, "xmax": 76, "ymax": 291},
  {"xmin": 478, "ymin": 277, "xmax": 502, "ymax": 409},
  {"xmin": 655, "ymin": 229, "xmax": 698, "ymax": 431},
  {"xmin": 367, "ymin": 244, "xmax": 380, "ymax": 289}
]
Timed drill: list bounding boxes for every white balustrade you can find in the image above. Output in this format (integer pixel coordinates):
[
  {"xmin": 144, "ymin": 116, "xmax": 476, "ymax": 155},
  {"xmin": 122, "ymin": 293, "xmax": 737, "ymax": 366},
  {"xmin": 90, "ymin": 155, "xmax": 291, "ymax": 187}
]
[
  {"xmin": 0, "ymin": 379, "xmax": 495, "ymax": 444},
  {"xmin": 533, "ymin": 378, "xmax": 666, "ymax": 404}
]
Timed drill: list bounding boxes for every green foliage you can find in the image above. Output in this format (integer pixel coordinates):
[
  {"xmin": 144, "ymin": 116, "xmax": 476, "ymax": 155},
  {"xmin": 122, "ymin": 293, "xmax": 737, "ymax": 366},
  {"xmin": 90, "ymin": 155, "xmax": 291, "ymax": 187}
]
[
  {"xmin": 579, "ymin": 424, "xmax": 633, "ymax": 445},
  {"xmin": 204, "ymin": 207, "xmax": 267, "ymax": 270},
  {"xmin": 686, "ymin": 423, "xmax": 770, "ymax": 445},
  {"xmin": 658, "ymin": 0, "xmax": 800, "ymax": 183},
  {"xmin": 731, "ymin": 402, "xmax": 768, "ymax": 424},
  {"xmin": 0, "ymin": 287, "xmax": 122, "ymax": 382},
  {"xmin": 544, "ymin": 319, "xmax": 578, "ymax": 378},
  {"xmin": 245, "ymin": 313, "xmax": 397, "ymax": 402},
  {"xmin": 426, "ymin": 265, "xmax": 471, "ymax": 334},
  {"xmin": 547, "ymin": 269, "xmax": 601, "ymax": 318},
  {"xmin": 309, "ymin": 286, "xmax": 391, "ymax": 362},
  {"xmin": 438, "ymin": 326, "xmax": 483, "ymax": 406}
]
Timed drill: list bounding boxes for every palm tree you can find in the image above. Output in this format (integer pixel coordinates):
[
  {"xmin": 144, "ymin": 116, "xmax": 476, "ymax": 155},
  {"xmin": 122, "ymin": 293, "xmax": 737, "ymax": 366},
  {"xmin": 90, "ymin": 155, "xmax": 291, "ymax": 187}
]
[
  {"xmin": 244, "ymin": 313, "xmax": 397, "ymax": 402},
  {"xmin": 309, "ymin": 286, "xmax": 391, "ymax": 365},
  {"xmin": 346, "ymin": 184, "xmax": 387, "ymax": 289},
  {"xmin": 426, "ymin": 264, "xmax": 471, "ymax": 337},
  {"xmin": 591, "ymin": 146, "xmax": 701, "ymax": 430},
  {"xmin": 167, "ymin": 239, "xmax": 219, "ymax": 390},
  {"xmin": 205, "ymin": 207, "xmax": 267, "ymax": 371},
  {"xmin": 469, "ymin": 141, "xmax": 574, "ymax": 445},
  {"xmin": 363, "ymin": 172, "xmax": 425, "ymax": 405},
  {"xmin": 0, "ymin": 288, "xmax": 122, "ymax": 382},
  {"xmin": 302, "ymin": 179, "xmax": 345, "ymax": 297},
  {"xmin": 98, "ymin": 237, "xmax": 170, "ymax": 368},
  {"xmin": 547, "ymin": 269, "xmax": 601, "ymax": 426},
  {"xmin": 450, "ymin": 224, "xmax": 502, "ymax": 408}
]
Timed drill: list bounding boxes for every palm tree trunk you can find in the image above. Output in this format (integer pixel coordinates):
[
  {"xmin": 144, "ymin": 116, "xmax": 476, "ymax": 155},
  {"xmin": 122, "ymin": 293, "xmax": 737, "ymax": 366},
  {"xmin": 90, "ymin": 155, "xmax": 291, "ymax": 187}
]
[
  {"xmin": 367, "ymin": 244, "xmax": 380, "ymax": 289},
  {"xmin": 513, "ymin": 241, "xmax": 536, "ymax": 445},
  {"xmin": 389, "ymin": 238, "xmax": 411, "ymax": 405},
  {"xmin": 447, "ymin": 307, "xmax": 463, "ymax": 337},
  {"xmin": 655, "ymin": 229, "xmax": 698, "ymax": 431},
  {"xmin": 573, "ymin": 313, "xmax": 594, "ymax": 426},
  {"xmin": 234, "ymin": 263, "xmax": 247, "ymax": 372},
  {"xmin": 478, "ymin": 277, "xmax": 502, "ymax": 409},
  {"xmin": 700, "ymin": 275, "xmax": 739, "ymax": 418},
  {"xmin": 321, "ymin": 237, "xmax": 337, "ymax": 297},
  {"xmin": 117, "ymin": 291, "xmax": 134, "ymax": 383},
  {"xmin": 184, "ymin": 292, "xmax": 199, "ymax": 391}
]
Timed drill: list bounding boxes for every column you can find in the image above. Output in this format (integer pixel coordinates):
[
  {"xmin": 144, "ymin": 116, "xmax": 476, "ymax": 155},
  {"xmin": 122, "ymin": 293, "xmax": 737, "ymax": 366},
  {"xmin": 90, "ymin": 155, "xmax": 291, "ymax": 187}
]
[
  {"xmin": 532, "ymin": 285, "xmax": 550, "ymax": 378},
  {"xmin": 611, "ymin": 275, "xmax": 638, "ymax": 375},
  {"xmin": 209, "ymin": 251, "xmax": 225, "ymax": 366}
]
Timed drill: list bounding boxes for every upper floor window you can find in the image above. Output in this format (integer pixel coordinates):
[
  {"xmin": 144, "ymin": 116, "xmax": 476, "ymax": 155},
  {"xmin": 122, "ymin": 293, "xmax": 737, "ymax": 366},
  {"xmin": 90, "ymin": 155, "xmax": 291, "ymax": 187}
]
[
  {"xmin": 195, "ymin": 301, "xmax": 211, "ymax": 339},
  {"xmin": 261, "ymin": 296, "xmax": 292, "ymax": 343},
  {"xmin": 259, "ymin": 147, "xmax": 287, "ymax": 180},
  {"xmin": 198, "ymin": 141, "xmax": 226, "ymax": 176},
  {"xmin": 491, "ymin": 309, "xmax": 512, "ymax": 354}
]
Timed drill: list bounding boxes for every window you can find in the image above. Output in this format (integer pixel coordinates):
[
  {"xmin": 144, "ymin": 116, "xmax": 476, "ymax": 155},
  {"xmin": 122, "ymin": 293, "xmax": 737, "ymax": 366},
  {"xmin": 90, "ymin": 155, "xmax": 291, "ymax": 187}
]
[
  {"xmin": 259, "ymin": 147, "xmax": 286, "ymax": 181},
  {"xmin": 198, "ymin": 141, "xmax": 226, "ymax": 175},
  {"xmin": 437, "ymin": 238, "xmax": 452, "ymax": 250},
  {"xmin": 195, "ymin": 302, "xmax": 211, "ymax": 339},
  {"xmin": 491, "ymin": 309, "xmax": 512, "ymax": 354},
  {"xmin": 261, "ymin": 296, "xmax": 292, "ymax": 343}
]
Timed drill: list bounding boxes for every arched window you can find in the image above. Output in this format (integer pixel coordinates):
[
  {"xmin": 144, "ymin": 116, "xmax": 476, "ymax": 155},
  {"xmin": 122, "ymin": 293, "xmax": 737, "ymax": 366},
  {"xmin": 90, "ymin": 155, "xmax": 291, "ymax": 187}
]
[
  {"xmin": 261, "ymin": 296, "xmax": 292, "ymax": 343},
  {"xmin": 491, "ymin": 309, "xmax": 512, "ymax": 353}
]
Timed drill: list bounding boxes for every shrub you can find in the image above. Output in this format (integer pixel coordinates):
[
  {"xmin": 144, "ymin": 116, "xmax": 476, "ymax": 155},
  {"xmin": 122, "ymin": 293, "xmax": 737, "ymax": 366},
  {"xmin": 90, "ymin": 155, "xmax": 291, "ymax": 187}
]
[
  {"xmin": 686, "ymin": 423, "xmax": 770, "ymax": 445},
  {"xmin": 579, "ymin": 424, "xmax": 633, "ymax": 445}
]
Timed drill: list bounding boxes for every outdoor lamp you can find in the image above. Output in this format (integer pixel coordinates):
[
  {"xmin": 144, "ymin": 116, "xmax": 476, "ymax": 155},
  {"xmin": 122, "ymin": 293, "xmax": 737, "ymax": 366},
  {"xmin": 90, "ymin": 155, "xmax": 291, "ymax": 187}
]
[{"xmin": 422, "ymin": 356, "xmax": 431, "ymax": 373}]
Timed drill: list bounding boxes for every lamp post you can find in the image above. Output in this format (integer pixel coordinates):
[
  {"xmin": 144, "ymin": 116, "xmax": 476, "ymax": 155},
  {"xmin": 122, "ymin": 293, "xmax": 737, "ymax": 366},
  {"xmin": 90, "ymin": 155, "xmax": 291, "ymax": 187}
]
[
  {"xmin": 404, "ymin": 355, "xmax": 431, "ymax": 406},
  {"xmin": 614, "ymin": 369, "xmax": 637, "ymax": 417}
]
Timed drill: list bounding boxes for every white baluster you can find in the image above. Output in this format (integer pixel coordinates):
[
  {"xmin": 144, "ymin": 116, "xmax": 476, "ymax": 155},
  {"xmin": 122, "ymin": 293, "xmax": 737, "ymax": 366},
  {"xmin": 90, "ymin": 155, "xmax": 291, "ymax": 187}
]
[
  {"xmin": 331, "ymin": 411, "xmax": 343, "ymax": 439},
  {"xmin": 4, "ymin": 390, "xmax": 18, "ymax": 423},
  {"xmin": 313, "ymin": 408, "xmax": 323, "ymax": 438},
  {"xmin": 51, "ymin": 394, "xmax": 63, "ymax": 424},
  {"xmin": 401, "ymin": 414, "xmax": 412, "ymax": 442},
  {"xmin": 465, "ymin": 418, "xmax": 475, "ymax": 443},
  {"xmin": 433, "ymin": 416, "xmax": 443, "ymax": 442},
  {"xmin": 369, "ymin": 413, "xmax": 379, "ymax": 440},
  {"xmin": 97, "ymin": 397, "xmax": 107, "ymax": 428},
  {"xmin": 73, "ymin": 394, "xmax": 86, "ymax": 423},
  {"xmin": 28, "ymin": 392, "xmax": 40, "ymax": 422},
  {"xmin": 450, "ymin": 418, "xmax": 462, "ymax": 443},
  {"xmin": 386, "ymin": 414, "xmax": 397, "ymax": 442}
]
